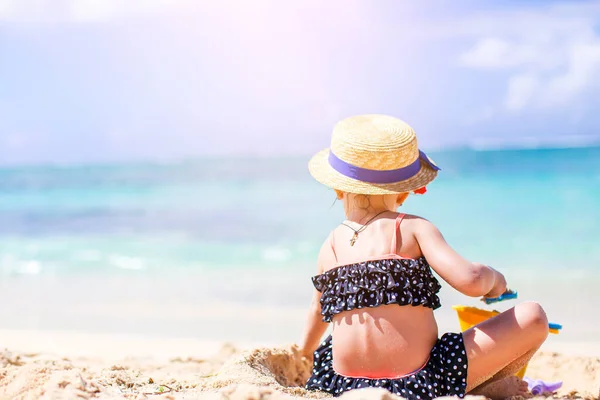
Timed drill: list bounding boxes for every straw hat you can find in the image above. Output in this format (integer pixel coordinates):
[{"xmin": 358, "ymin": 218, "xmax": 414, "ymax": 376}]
[{"xmin": 308, "ymin": 114, "xmax": 440, "ymax": 195}]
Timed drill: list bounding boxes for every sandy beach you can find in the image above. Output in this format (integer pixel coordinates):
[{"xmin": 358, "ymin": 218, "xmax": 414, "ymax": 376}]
[{"xmin": 1, "ymin": 329, "xmax": 599, "ymax": 400}]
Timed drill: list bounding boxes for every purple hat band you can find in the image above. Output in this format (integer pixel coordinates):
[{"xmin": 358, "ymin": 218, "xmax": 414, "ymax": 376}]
[{"xmin": 328, "ymin": 150, "xmax": 440, "ymax": 184}]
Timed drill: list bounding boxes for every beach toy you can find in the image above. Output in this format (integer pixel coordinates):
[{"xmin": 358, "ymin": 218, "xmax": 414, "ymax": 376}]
[
  {"xmin": 522, "ymin": 377, "xmax": 563, "ymax": 395},
  {"xmin": 483, "ymin": 290, "xmax": 518, "ymax": 304},
  {"xmin": 453, "ymin": 293, "xmax": 562, "ymax": 379},
  {"xmin": 548, "ymin": 322, "xmax": 563, "ymax": 332},
  {"xmin": 452, "ymin": 305, "xmax": 562, "ymax": 335}
]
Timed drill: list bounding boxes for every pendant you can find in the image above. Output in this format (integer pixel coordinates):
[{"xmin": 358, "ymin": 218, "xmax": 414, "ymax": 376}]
[{"xmin": 350, "ymin": 232, "xmax": 358, "ymax": 246}]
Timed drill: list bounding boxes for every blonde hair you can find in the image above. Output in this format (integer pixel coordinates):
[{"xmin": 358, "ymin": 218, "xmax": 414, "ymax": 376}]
[{"xmin": 334, "ymin": 190, "xmax": 409, "ymax": 214}]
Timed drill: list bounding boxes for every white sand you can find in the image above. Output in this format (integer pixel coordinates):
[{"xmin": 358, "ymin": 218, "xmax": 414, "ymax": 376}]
[{"xmin": 1, "ymin": 329, "xmax": 599, "ymax": 400}]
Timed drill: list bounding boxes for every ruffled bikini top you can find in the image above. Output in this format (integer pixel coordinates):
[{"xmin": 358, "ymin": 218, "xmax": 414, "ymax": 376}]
[{"xmin": 312, "ymin": 214, "xmax": 442, "ymax": 323}]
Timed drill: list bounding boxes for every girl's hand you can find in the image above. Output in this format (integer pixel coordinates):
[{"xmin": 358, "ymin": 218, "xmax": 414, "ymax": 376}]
[
  {"xmin": 483, "ymin": 270, "xmax": 507, "ymax": 299},
  {"xmin": 300, "ymin": 348, "xmax": 314, "ymax": 364}
]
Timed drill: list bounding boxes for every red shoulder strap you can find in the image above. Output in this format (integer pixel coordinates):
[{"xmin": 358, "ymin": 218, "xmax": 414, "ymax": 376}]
[{"xmin": 390, "ymin": 213, "xmax": 406, "ymax": 254}]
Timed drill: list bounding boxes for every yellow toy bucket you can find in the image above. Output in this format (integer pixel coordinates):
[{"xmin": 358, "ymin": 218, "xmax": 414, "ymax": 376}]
[{"xmin": 452, "ymin": 305, "xmax": 561, "ymax": 379}]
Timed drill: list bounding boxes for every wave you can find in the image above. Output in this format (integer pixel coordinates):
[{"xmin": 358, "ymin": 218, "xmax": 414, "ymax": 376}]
[
  {"xmin": 0, "ymin": 255, "xmax": 42, "ymax": 276},
  {"xmin": 108, "ymin": 254, "xmax": 146, "ymax": 270}
]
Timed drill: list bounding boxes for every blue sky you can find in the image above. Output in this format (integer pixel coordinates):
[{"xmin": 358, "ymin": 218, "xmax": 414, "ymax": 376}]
[{"xmin": 1, "ymin": 0, "xmax": 600, "ymax": 164}]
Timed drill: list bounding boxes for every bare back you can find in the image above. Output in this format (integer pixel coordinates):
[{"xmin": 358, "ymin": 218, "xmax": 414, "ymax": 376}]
[{"xmin": 321, "ymin": 213, "xmax": 439, "ymax": 378}]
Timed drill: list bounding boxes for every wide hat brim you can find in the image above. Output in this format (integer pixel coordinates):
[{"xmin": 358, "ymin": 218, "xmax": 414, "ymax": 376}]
[{"xmin": 308, "ymin": 148, "xmax": 439, "ymax": 195}]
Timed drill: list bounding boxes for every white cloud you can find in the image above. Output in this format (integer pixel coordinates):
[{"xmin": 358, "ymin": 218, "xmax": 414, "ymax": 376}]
[
  {"xmin": 540, "ymin": 40, "xmax": 600, "ymax": 107},
  {"xmin": 456, "ymin": 1, "xmax": 600, "ymax": 113},
  {"xmin": 459, "ymin": 38, "xmax": 513, "ymax": 69},
  {"xmin": 505, "ymin": 74, "xmax": 539, "ymax": 111},
  {"xmin": 459, "ymin": 37, "xmax": 563, "ymax": 71}
]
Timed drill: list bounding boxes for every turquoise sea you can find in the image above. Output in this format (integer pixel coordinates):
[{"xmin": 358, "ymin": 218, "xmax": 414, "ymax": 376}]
[{"xmin": 1, "ymin": 146, "xmax": 599, "ymax": 345}]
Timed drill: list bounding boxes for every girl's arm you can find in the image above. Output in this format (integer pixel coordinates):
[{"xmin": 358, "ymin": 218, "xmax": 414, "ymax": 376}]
[
  {"xmin": 414, "ymin": 218, "xmax": 507, "ymax": 298},
  {"xmin": 298, "ymin": 237, "xmax": 335, "ymax": 360},
  {"xmin": 299, "ymin": 289, "xmax": 328, "ymax": 360}
]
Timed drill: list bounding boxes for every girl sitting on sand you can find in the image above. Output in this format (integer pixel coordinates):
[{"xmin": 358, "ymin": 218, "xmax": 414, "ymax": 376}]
[{"xmin": 299, "ymin": 115, "xmax": 549, "ymax": 400}]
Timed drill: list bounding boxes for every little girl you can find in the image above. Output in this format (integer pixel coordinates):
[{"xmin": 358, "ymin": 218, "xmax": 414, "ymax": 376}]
[{"xmin": 299, "ymin": 115, "xmax": 549, "ymax": 399}]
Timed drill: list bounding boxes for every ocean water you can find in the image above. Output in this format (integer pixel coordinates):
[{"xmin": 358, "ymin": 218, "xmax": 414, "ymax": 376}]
[{"xmin": 0, "ymin": 146, "xmax": 599, "ymax": 344}]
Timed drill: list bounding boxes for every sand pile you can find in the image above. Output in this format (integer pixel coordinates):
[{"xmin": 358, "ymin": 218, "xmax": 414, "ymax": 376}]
[{"xmin": 201, "ymin": 344, "xmax": 318, "ymax": 398}]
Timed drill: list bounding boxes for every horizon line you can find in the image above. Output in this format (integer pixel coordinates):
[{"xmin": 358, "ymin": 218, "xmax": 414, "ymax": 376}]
[{"xmin": 1, "ymin": 142, "xmax": 599, "ymax": 170}]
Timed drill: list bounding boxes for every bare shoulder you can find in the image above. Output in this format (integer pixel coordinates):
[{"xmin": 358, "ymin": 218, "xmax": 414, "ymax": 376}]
[
  {"xmin": 399, "ymin": 214, "xmax": 440, "ymax": 234},
  {"xmin": 316, "ymin": 231, "xmax": 337, "ymax": 274},
  {"xmin": 403, "ymin": 215, "xmax": 472, "ymax": 272},
  {"xmin": 396, "ymin": 214, "xmax": 445, "ymax": 252}
]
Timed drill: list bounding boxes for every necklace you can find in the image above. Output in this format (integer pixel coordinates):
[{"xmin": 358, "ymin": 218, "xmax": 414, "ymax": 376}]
[{"xmin": 341, "ymin": 211, "xmax": 388, "ymax": 246}]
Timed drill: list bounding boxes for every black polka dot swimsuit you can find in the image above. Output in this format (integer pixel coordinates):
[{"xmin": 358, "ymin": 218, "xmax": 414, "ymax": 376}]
[{"xmin": 305, "ymin": 214, "xmax": 468, "ymax": 399}]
